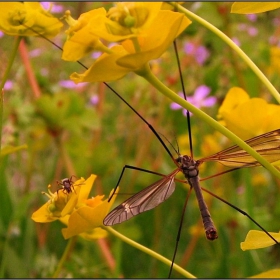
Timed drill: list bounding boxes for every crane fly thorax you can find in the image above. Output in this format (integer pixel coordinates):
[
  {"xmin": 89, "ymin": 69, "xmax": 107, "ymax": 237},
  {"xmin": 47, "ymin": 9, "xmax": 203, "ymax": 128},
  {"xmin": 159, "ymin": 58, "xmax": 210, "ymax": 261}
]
[{"xmin": 176, "ymin": 155, "xmax": 199, "ymax": 178}]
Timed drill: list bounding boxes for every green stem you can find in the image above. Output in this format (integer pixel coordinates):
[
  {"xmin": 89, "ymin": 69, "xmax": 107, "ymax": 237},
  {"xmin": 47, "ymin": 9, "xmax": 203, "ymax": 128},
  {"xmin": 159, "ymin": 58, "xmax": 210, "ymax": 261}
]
[
  {"xmin": 52, "ymin": 236, "xmax": 77, "ymax": 278},
  {"xmin": 131, "ymin": 37, "xmax": 141, "ymax": 52},
  {"xmin": 137, "ymin": 63, "xmax": 280, "ymax": 180},
  {"xmin": 57, "ymin": 133, "xmax": 76, "ymax": 175},
  {"xmin": 0, "ymin": 90, "xmax": 3, "ymax": 156},
  {"xmin": 171, "ymin": 2, "xmax": 280, "ymax": 104},
  {"xmin": 104, "ymin": 226, "xmax": 196, "ymax": 278},
  {"xmin": 0, "ymin": 36, "xmax": 21, "ymax": 90},
  {"xmin": 0, "ymin": 36, "xmax": 21, "ymax": 161}
]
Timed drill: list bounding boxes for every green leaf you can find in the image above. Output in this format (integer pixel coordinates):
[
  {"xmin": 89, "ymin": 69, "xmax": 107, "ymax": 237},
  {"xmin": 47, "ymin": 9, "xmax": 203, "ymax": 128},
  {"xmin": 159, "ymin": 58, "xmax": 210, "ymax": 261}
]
[{"xmin": 231, "ymin": 2, "xmax": 280, "ymax": 14}]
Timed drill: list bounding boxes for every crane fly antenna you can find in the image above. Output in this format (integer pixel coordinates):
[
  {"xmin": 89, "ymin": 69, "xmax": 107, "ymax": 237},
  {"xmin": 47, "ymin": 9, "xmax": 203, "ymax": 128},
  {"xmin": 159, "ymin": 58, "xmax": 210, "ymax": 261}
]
[
  {"xmin": 173, "ymin": 40, "xmax": 193, "ymax": 159},
  {"xmin": 159, "ymin": 132, "xmax": 180, "ymax": 156}
]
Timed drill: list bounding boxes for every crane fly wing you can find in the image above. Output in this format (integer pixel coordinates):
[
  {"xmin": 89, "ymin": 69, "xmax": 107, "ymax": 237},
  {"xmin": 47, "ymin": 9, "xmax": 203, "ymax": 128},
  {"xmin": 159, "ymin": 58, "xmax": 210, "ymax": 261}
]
[
  {"xmin": 103, "ymin": 170, "xmax": 179, "ymax": 226},
  {"xmin": 199, "ymin": 129, "xmax": 280, "ymax": 168}
]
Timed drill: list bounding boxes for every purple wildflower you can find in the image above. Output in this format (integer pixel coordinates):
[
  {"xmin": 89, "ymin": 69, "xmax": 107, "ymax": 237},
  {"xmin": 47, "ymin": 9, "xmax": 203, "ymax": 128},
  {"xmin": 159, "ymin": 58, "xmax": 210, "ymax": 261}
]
[
  {"xmin": 59, "ymin": 80, "xmax": 86, "ymax": 90},
  {"xmin": 29, "ymin": 48, "xmax": 42, "ymax": 58},
  {"xmin": 4, "ymin": 80, "xmax": 13, "ymax": 91},
  {"xmin": 40, "ymin": 2, "xmax": 64, "ymax": 13},
  {"xmin": 231, "ymin": 37, "xmax": 241, "ymax": 47},
  {"xmin": 170, "ymin": 85, "xmax": 216, "ymax": 116},
  {"xmin": 246, "ymin": 14, "xmax": 257, "ymax": 22},
  {"xmin": 247, "ymin": 27, "xmax": 258, "ymax": 37},
  {"xmin": 90, "ymin": 95, "xmax": 99, "ymax": 106},
  {"xmin": 183, "ymin": 42, "xmax": 209, "ymax": 65}
]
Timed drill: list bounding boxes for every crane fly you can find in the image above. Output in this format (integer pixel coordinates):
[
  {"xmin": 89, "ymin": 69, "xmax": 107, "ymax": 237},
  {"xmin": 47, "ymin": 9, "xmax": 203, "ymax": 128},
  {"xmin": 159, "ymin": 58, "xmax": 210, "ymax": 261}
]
[{"xmin": 104, "ymin": 129, "xmax": 280, "ymax": 240}]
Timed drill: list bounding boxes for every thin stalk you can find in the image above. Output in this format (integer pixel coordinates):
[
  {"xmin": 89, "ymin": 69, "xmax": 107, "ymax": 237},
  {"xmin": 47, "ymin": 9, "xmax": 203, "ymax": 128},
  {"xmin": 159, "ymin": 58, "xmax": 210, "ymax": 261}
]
[
  {"xmin": 137, "ymin": 63, "xmax": 280, "ymax": 180},
  {"xmin": 104, "ymin": 226, "xmax": 196, "ymax": 278},
  {"xmin": 171, "ymin": 2, "xmax": 280, "ymax": 104},
  {"xmin": 0, "ymin": 37, "xmax": 21, "ymax": 90},
  {"xmin": 57, "ymin": 133, "xmax": 76, "ymax": 176},
  {"xmin": 0, "ymin": 90, "xmax": 3, "ymax": 156},
  {"xmin": 0, "ymin": 36, "xmax": 21, "ymax": 161},
  {"xmin": 52, "ymin": 236, "xmax": 77, "ymax": 278}
]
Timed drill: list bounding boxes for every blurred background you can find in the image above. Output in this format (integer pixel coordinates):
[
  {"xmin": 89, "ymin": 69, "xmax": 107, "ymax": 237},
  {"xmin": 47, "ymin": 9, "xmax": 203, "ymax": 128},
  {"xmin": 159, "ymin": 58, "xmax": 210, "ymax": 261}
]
[{"xmin": 1, "ymin": 2, "xmax": 280, "ymax": 278}]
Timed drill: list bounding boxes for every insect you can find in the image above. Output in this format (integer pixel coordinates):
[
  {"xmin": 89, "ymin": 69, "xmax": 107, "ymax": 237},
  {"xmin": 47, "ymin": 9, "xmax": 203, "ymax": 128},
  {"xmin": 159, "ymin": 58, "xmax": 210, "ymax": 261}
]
[
  {"xmin": 101, "ymin": 41, "xmax": 280, "ymax": 277},
  {"xmin": 104, "ymin": 128, "xmax": 280, "ymax": 240},
  {"xmin": 102, "ymin": 93, "xmax": 280, "ymax": 277},
  {"xmin": 56, "ymin": 175, "xmax": 77, "ymax": 194}
]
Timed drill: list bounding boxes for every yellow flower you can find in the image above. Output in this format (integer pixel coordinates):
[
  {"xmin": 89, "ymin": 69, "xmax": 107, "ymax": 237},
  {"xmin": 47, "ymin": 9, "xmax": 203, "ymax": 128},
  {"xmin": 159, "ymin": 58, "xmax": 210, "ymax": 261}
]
[
  {"xmin": 31, "ymin": 177, "xmax": 83, "ymax": 223},
  {"xmin": 218, "ymin": 87, "xmax": 280, "ymax": 140},
  {"xmin": 61, "ymin": 9, "xmax": 109, "ymax": 61},
  {"xmin": 89, "ymin": 2, "xmax": 163, "ymax": 42},
  {"xmin": 241, "ymin": 230, "xmax": 280, "ymax": 250},
  {"xmin": 249, "ymin": 269, "xmax": 280, "ymax": 278},
  {"xmin": 32, "ymin": 174, "xmax": 118, "ymax": 240},
  {"xmin": 61, "ymin": 188, "xmax": 118, "ymax": 239},
  {"xmin": 69, "ymin": 2, "xmax": 191, "ymax": 83},
  {"xmin": 0, "ymin": 2, "xmax": 63, "ymax": 37},
  {"xmin": 267, "ymin": 46, "xmax": 280, "ymax": 76},
  {"xmin": 231, "ymin": 2, "xmax": 280, "ymax": 14}
]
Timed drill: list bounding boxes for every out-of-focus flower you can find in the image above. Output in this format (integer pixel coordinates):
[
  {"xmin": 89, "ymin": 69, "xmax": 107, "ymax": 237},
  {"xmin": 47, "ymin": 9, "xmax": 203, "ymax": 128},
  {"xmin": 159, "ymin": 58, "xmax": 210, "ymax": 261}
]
[
  {"xmin": 29, "ymin": 48, "xmax": 42, "ymax": 57},
  {"xmin": 267, "ymin": 46, "xmax": 280, "ymax": 75},
  {"xmin": 247, "ymin": 26, "xmax": 258, "ymax": 36},
  {"xmin": 32, "ymin": 174, "xmax": 118, "ymax": 240},
  {"xmin": 248, "ymin": 269, "xmax": 280, "ymax": 278},
  {"xmin": 90, "ymin": 95, "xmax": 99, "ymax": 106},
  {"xmin": 170, "ymin": 85, "xmax": 216, "ymax": 116},
  {"xmin": 218, "ymin": 87, "xmax": 280, "ymax": 140},
  {"xmin": 246, "ymin": 14, "xmax": 257, "ymax": 22},
  {"xmin": 183, "ymin": 42, "xmax": 210, "ymax": 65},
  {"xmin": 3, "ymin": 80, "xmax": 13, "ymax": 91},
  {"xmin": 241, "ymin": 230, "xmax": 280, "ymax": 250},
  {"xmin": 58, "ymin": 80, "xmax": 87, "ymax": 90},
  {"xmin": 68, "ymin": 2, "xmax": 191, "ymax": 83},
  {"xmin": 231, "ymin": 37, "xmax": 241, "ymax": 46},
  {"xmin": 0, "ymin": 2, "xmax": 63, "ymax": 37},
  {"xmin": 237, "ymin": 23, "xmax": 258, "ymax": 37},
  {"xmin": 231, "ymin": 2, "xmax": 280, "ymax": 14},
  {"xmin": 40, "ymin": 2, "xmax": 64, "ymax": 14},
  {"xmin": 61, "ymin": 9, "xmax": 109, "ymax": 61}
]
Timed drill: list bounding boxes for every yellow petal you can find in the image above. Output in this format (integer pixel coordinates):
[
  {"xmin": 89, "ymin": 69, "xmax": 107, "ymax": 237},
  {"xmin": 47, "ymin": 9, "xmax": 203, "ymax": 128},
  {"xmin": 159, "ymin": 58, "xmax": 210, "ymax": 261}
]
[
  {"xmin": 31, "ymin": 200, "xmax": 58, "ymax": 222},
  {"xmin": 218, "ymin": 87, "xmax": 280, "ymax": 140},
  {"xmin": 61, "ymin": 187, "xmax": 119, "ymax": 239},
  {"xmin": 117, "ymin": 11, "xmax": 191, "ymax": 69},
  {"xmin": 240, "ymin": 230, "xmax": 280, "ymax": 250},
  {"xmin": 80, "ymin": 228, "xmax": 108, "ymax": 240},
  {"xmin": 70, "ymin": 45, "xmax": 130, "ymax": 83},
  {"xmin": 231, "ymin": 2, "xmax": 280, "ymax": 14},
  {"xmin": 62, "ymin": 9, "xmax": 106, "ymax": 61},
  {"xmin": 249, "ymin": 269, "xmax": 280, "ymax": 278},
  {"xmin": 77, "ymin": 174, "xmax": 96, "ymax": 204},
  {"xmin": 89, "ymin": 2, "xmax": 162, "ymax": 42},
  {"xmin": 0, "ymin": 2, "xmax": 63, "ymax": 37},
  {"xmin": 218, "ymin": 87, "xmax": 249, "ymax": 119}
]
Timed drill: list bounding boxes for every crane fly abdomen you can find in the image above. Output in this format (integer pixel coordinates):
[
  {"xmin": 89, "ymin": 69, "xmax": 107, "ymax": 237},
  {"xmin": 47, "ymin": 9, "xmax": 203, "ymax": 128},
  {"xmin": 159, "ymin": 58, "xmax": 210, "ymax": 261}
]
[{"xmin": 178, "ymin": 155, "xmax": 218, "ymax": 240}]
